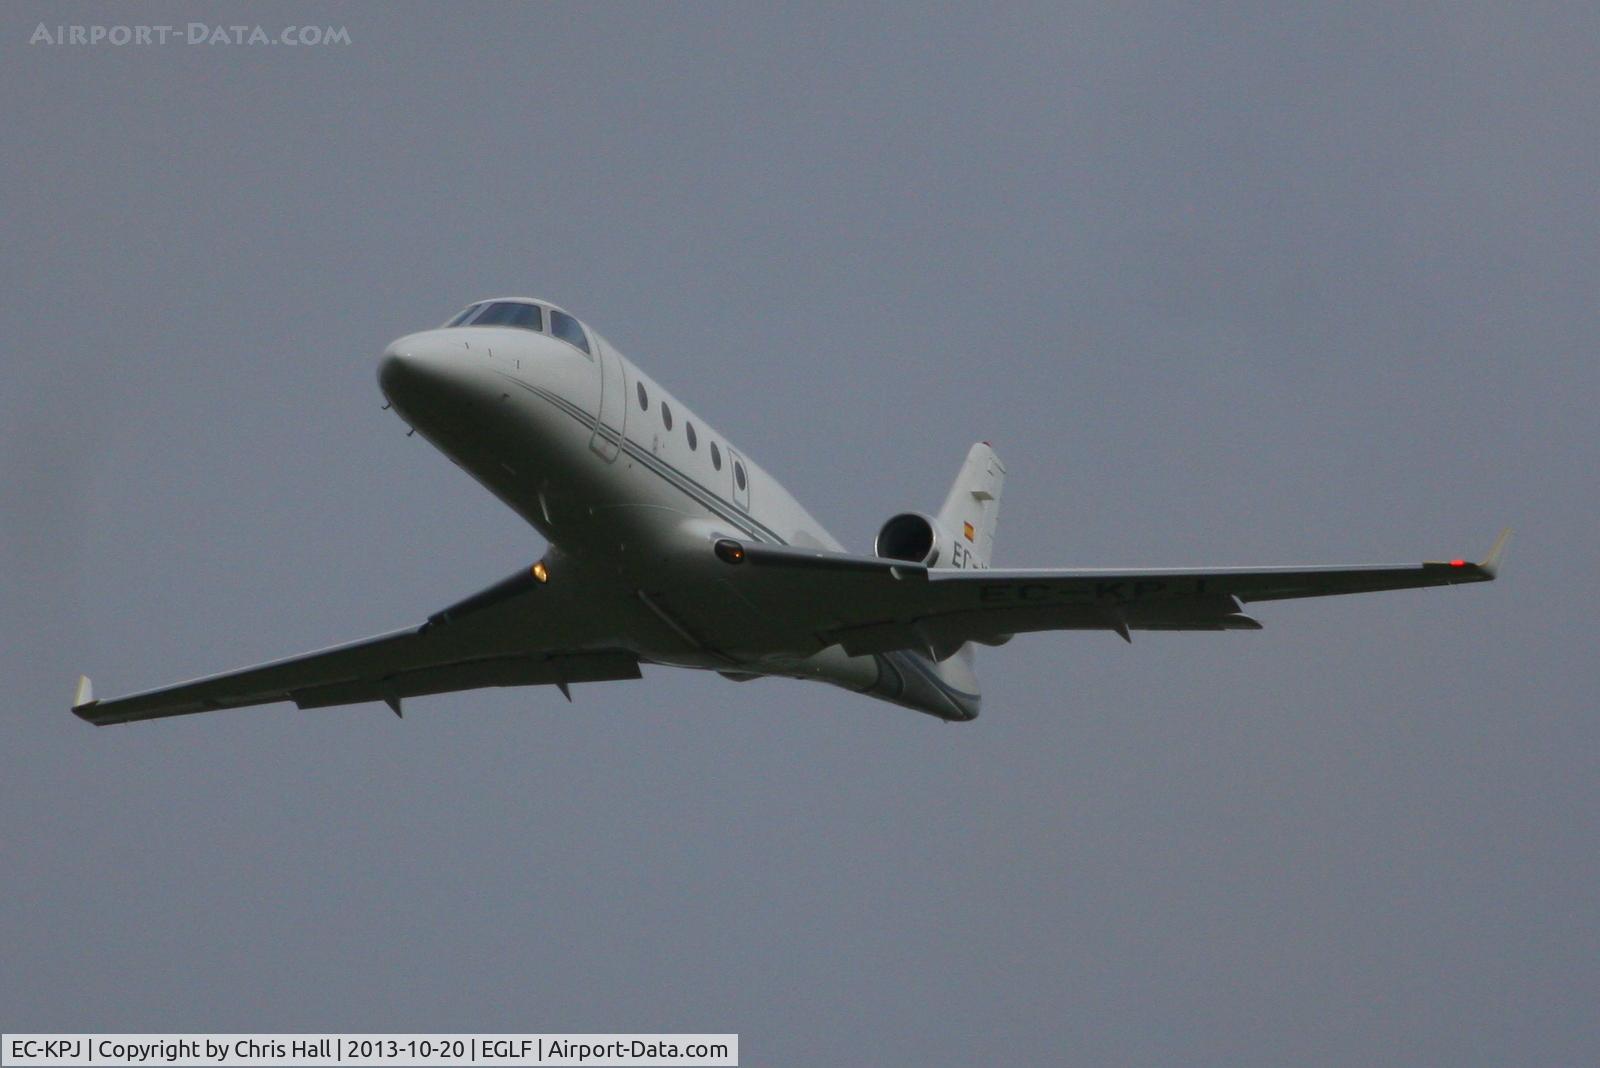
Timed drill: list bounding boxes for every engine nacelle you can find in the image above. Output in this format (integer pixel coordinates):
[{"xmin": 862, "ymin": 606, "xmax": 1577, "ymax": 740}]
[{"xmin": 874, "ymin": 512, "xmax": 947, "ymax": 567}]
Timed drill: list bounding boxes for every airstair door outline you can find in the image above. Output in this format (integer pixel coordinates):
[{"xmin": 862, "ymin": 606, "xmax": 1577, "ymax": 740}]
[{"xmin": 590, "ymin": 341, "xmax": 625, "ymax": 462}]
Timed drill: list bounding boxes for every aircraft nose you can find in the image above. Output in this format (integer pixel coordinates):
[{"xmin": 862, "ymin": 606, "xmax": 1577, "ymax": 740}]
[
  {"xmin": 378, "ymin": 333, "xmax": 459, "ymax": 405},
  {"xmin": 378, "ymin": 349, "xmax": 418, "ymax": 398}
]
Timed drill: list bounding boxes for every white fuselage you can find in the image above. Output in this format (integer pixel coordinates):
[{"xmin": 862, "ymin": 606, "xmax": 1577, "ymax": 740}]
[{"xmin": 378, "ymin": 308, "xmax": 916, "ymax": 705}]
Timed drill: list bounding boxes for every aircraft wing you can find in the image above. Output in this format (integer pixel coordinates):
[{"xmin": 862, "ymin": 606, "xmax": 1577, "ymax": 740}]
[
  {"xmin": 72, "ymin": 563, "xmax": 642, "ymax": 726},
  {"xmin": 706, "ymin": 529, "xmax": 1508, "ymax": 658}
]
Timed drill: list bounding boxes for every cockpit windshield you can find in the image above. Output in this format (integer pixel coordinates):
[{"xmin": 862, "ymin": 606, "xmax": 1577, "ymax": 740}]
[{"xmin": 445, "ymin": 301, "xmax": 543, "ymax": 332}]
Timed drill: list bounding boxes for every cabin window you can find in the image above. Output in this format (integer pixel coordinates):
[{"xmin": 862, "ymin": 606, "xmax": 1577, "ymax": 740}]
[
  {"xmin": 710, "ymin": 442, "xmax": 722, "ymax": 470},
  {"xmin": 661, "ymin": 402, "xmax": 674, "ymax": 431},
  {"xmin": 550, "ymin": 310, "xmax": 591, "ymax": 355},
  {"xmin": 734, "ymin": 462, "xmax": 747, "ymax": 491},
  {"xmin": 636, "ymin": 382, "xmax": 649, "ymax": 410},
  {"xmin": 685, "ymin": 423, "xmax": 698, "ymax": 451}
]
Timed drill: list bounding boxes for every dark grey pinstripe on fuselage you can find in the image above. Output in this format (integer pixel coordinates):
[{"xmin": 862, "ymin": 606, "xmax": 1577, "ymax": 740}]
[
  {"xmin": 496, "ymin": 368, "xmax": 980, "ymax": 721},
  {"xmin": 494, "ymin": 370, "xmax": 787, "ymax": 546}
]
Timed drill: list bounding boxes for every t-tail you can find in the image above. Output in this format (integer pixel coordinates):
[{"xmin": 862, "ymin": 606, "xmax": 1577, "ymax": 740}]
[
  {"xmin": 937, "ymin": 441, "xmax": 1005, "ymax": 572},
  {"xmin": 929, "ymin": 442, "xmax": 1005, "ymax": 710},
  {"xmin": 864, "ymin": 442, "xmax": 1006, "ymax": 719}
]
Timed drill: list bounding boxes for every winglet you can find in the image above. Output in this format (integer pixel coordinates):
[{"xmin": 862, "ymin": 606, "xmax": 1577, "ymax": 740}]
[
  {"xmin": 72, "ymin": 675, "xmax": 96, "ymax": 711},
  {"xmin": 1480, "ymin": 527, "xmax": 1512, "ymax": 579}
]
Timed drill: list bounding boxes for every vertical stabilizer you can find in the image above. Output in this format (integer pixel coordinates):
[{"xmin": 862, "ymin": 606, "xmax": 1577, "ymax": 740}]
[
  {"xmin": 922, "ymin": 442, "xmax": 1006, "ymax": 715},
  {"xmin": 936, "ymin": 442, "xmax": 1006, "ymax": 570}
]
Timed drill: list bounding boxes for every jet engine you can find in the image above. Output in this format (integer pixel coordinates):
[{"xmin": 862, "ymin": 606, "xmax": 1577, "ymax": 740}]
[{"xmin": 874, "ymin": 512, "xmax": 947, "ymax": 567}]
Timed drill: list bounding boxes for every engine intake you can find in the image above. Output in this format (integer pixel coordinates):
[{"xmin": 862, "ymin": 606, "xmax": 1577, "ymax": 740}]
[{"xmin": 875, "ymin": 512, "xmax": 943, "ymax": 567}]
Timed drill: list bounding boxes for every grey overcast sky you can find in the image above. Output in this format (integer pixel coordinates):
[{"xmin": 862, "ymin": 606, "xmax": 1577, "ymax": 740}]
[{"xmin": 3, "ymin": 3, "xmax": 1595, "ymax": 1064}]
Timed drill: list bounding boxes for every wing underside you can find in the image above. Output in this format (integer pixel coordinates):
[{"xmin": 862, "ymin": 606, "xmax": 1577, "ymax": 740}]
[
  {"xmin": 75, "ymin": 531, "xmax": 1508, "ymax": 724},
  {"xmin": 698, "ymin": 529, "xmax": 1508, "ymax": 658},
  {"xmin": 74, "ymin": 563, "xmax": 644, "ymax": 726}
]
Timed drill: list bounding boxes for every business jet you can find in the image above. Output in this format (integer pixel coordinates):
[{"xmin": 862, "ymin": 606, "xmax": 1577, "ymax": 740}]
[{"xmin": 72, "ymin": 298, "xmax": 1506, "ymax": 726}]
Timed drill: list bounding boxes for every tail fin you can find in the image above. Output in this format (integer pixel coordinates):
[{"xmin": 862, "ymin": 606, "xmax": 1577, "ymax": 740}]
[
  {"xmin": 936, "ymin": 442, "xmax": 1006, "ymax": 570},
  {"xmin": 924, "ymin": 443, "xmax": 1005, "ymax": 715}
]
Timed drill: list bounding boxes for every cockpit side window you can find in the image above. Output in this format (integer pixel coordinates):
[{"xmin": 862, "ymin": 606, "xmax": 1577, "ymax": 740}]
[
  {"xmin": 550, "ymin": 310, "xmax": 591, "ymax": 355},
  {"xmin": 446, "ymin": 303, "xmax": 486, "ymax": 327}
]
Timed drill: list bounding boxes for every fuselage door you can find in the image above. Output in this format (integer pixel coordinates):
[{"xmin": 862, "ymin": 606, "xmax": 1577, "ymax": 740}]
[{"xmin": 590, "ymin": 337, "xmax": 625, "ymax": 462}]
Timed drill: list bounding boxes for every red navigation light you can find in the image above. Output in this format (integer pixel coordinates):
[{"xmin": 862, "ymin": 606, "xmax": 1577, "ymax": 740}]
[{"xmin": 1449, "ymin": 559, "xmax": 1466, "ymax": 567}]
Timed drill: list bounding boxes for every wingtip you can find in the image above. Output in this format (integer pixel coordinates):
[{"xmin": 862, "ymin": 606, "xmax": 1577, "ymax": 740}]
[
  {"xmin": 71, "ymin": 674, "xmax": 102, "ymax": 725},
  {"xmin": 1480, "ymin": 527, "xmax": 1512, "ymax": 578}
]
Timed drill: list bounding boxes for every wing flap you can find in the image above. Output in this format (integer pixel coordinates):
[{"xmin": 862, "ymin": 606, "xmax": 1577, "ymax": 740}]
[
  {"xmin": 825, "ymin": 593, "xmax": 1262, "ymax": 656},
  {"xmin": 291, "ymin": 651, "xmax": 640, "ymax": 710},
  {"xmin": 960, "ymin": 559, "xmax": 1494, "ymax": 606}
]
